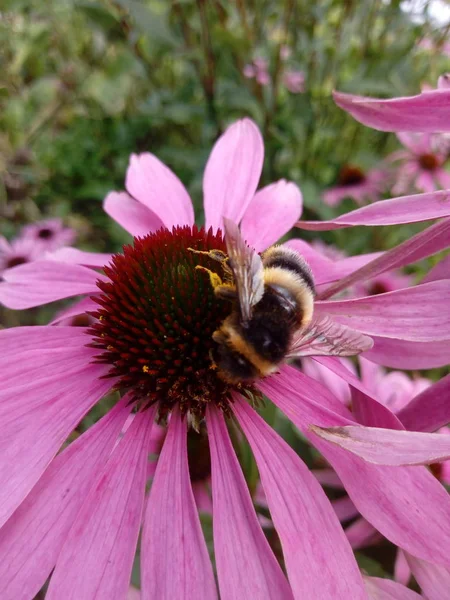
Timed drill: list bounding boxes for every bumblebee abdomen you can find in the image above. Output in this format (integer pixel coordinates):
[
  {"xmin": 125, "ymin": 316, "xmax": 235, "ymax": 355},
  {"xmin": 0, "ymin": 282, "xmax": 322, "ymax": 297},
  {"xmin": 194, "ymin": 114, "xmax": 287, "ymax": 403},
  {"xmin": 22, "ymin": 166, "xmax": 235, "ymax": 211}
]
[
  {"xmin": 262, "ymin": 246, "xmax": 315, "ymax": 293},
  {"xmin": 242, "ymin": 313, "xmax": 292, "ymax": 363}
]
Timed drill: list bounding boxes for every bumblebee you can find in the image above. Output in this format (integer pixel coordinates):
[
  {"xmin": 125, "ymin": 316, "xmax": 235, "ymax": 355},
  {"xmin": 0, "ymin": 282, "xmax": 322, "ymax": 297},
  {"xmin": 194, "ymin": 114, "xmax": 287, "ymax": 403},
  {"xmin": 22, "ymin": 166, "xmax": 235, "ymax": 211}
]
[{"xmin": 193, "ymin": 219, "xmax": 372, "ymax": 384}]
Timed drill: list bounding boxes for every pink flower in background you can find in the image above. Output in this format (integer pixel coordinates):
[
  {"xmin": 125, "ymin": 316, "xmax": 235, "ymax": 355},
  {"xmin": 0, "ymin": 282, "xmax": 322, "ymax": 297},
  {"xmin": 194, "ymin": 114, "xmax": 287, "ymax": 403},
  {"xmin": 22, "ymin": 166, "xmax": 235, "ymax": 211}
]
[
  {"xmin": 323, "ymin": 165, "xmax": 386, "ymax": 207},
  {"xmin": 0, "ymin": 236, "xmax": 42, "ymax": 274},
  {"xmin": 282, "ymin": 69, "xmax": 305, "ymax": 94},
  {"xmin": 388, "ymin": 132, "xmax": 450, "ymax": 194},
  {"xmin": 20, "ymin": 218, "xmax": 76, "ymax": 251},
  {"xmin": 0, "ymin": 219, "xmax": 76, "ymax": 275},
  {"xmin": 243, "ymin": 56, "xmax": 270, "ymax": 86}
]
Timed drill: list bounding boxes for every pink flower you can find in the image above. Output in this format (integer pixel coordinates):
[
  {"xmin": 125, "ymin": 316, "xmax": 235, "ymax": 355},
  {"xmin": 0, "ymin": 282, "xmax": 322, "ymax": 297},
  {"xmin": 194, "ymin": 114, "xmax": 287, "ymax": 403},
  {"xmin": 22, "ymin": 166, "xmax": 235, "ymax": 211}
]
[
  {"xmin": 20, "ymin": 218, "xmax": 76, "ymax": 251},
  {"xmin": 243, "ymin": 57, "xmax": 270, "ymax": 86},
  {"xmin": 388, "ymin": 132, "xmax": 450, "ymax": 194},
  {"xmin": 282, "ymin": 69, "xmax": 305, "ymax": 94},
  {"xmin": 0, "ymin": 219, "xmax": 76, "ymax": 275},
  {"xmin": 2, "ymin": 118, "xmax": 450, "ymax": 598},
  {"xmin": 323, "ymin": 164, "xmax": 387, "ymax": 207},
  {"xmin": 0, "ymin": 236, "xmax": 42, "ymax": 274}
]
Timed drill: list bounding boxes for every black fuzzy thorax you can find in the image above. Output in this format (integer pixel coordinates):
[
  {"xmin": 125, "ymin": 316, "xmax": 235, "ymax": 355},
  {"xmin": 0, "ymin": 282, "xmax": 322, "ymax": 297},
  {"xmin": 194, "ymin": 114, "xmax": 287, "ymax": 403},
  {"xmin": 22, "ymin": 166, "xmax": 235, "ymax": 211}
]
[{"xmin": 241, "ymin": 285, "xmax": 299, "ymax": 362}]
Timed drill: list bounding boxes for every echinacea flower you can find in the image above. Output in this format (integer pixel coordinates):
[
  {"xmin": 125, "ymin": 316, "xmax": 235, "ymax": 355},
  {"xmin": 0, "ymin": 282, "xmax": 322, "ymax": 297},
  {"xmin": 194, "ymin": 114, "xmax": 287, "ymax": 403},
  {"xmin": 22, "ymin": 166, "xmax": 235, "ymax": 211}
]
[
  {"xmin": 0, "ymin": 236, "xmax": 42, "ymax": 274},
  {"xmin": 0, "ymin": 219, "xmax": 76, "ymax": 275},
  {"xmin": 388, "ymin": 132, "xmax": 450, "ymax": 194},
  {"xmin": 243, "ymin": 57, "xmax": 270, "ymax": 86},
  {"xmin": 323, "ymin": 164, "xmax": 387, "ymax": 207},
  {"xmin": 19, "ymin": 217, "xmax": 76, "ymax": 251},
  {"xmin": 2, "ymin": 118, "xmax": 450, "ymax": 599},
  {"xmin": 282, "ymin": 69, "xmax": 305, "ymax": 94}
]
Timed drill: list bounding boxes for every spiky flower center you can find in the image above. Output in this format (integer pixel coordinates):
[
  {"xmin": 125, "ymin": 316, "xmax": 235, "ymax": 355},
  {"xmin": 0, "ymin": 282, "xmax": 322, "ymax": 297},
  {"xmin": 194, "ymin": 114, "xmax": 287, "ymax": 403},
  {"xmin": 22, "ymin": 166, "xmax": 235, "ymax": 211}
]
[
  {"xmin": 338, "ymin": 165, "xmax": 366, "ymax": 186},
  {"xmin": 89, "ymin": 226, "xmax": 251, "ymax": 420},
  {"xmin": 37, "ymin": 228, "xmax": 54, "ymax": 239}
]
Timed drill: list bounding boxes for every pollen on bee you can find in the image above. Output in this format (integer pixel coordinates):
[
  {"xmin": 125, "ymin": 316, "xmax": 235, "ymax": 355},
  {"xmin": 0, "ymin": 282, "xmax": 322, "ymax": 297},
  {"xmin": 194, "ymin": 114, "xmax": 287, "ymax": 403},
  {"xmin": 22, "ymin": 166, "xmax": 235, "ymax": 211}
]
[
  {"xmin": 195, "ymin": 265, "xmax": 223, "ymax": 289},
  {"xmin": 142, "ymin": 365, "xmax": 149, "ymax": 373}
]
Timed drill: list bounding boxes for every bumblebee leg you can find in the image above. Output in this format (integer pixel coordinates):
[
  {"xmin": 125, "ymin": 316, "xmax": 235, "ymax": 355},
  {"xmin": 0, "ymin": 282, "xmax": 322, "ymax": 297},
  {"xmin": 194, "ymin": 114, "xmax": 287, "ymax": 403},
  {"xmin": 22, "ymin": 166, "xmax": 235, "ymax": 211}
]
[
  {"xmin": 188, "ymin": 248, "xmax": 228, "ymax": 264},
  {"xmin": 214, "ymin": 284, "xmax": 238, "ymax": 302},
  {"xmin": 195, "ymin": 265, "xmax": 223, "ymax": 290}
]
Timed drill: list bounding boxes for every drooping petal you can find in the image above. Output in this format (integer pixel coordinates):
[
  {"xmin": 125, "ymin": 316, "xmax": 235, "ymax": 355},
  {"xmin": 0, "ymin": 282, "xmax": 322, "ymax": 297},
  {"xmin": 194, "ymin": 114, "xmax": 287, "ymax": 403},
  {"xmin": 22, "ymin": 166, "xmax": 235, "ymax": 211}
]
[
  {"xmin": 364, "ymin": 336, "xmax": 450, "ymax": 369},
  {"xmin": 240, "ymin": 180, "xmax": 302, "ymax": 252},
  {"xmin": 104, "ymin": 191, "xmax": 164, "ymax": 237},
  {"xmin": 232, "ymin": 397, "xmax": 367, "ymax": 600},
  {"xmin": 316, "ymin": 281, "xmax": 450, "ymax": 342},
  {"xmin": 397, "ymin": 375, "xmax": 450, "ymax": 432},
  {"xmin": 0, "ymin": 361, "xmax": 113, "ymax": 529},
  {"xmin": 310, "ymin": 425, "xmax": 450, "ymax": 465},
  {"xmin": 318, "ymin": 218, "xmax": 450, "ymax": 300},
  {"xmin": 311, "ymin": 468, "xmax": 344, "ymax": 489},
  {"xmin": 364, "ymin": 576, "xmax": 422, "ymax": 600},
  {"xmin": 0, "ymin": 260, "xmax": 104, "ymax": 309},
  {"xmin": 264, "ymin": 370, "xmax": 450, "ymax": 567},
  {"xmin": 0, "ymin": 398, "xmax": 131, "ymax": 600},
  {"xmin": 141, "ymin": 408, "xmax": 216, "ymax": 599},
  {"xmin": 46, "ymin": 247, "xmax": 112, "ymax": 268},
  {"xmin": 297, "ymin": 190, "xmax": 450, "ymax": 231},
  {"xmin": 46, "ymin": 408, "xmax": 154, "ymax": 600},
  {"xmin": 204, "ymin": 118, "xmax": 264, "ymax": 232},
  {"xmin": 405, "ymin": 553, "xmax": 450, "ymax": 600},
  {"xmin": 125, "ymin": 154, "xmax": 194, "ymax": 229},
  {"xmin": 333, "ymin": 88, "xmax": 450, "ymax": 132},
  {"xmin": 301, "ymin": 357, "xmax": 352, "ymax": 405},
  {"xmin": 206, "ymin": 406, "xmax": 292, "ymax": 600}
]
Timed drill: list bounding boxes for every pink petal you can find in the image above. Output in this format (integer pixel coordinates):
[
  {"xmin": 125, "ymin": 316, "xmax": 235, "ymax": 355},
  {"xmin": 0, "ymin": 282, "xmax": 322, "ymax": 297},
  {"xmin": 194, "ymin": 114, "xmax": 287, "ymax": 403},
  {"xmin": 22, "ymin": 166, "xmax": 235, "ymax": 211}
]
[
  {"xmin": 332, "ymin": 496, "xmax": 359, "ymax": 522},
  {"xmin": 319, "ymin": 218, "xmax": 450, "ymax": 300},
  {"xmin": 364, "ymin": 576, "xmax": 422, "ymax": 599},
  {"xmin": 301, "ymin": 357, "xmax": 352, "ymax": 405},
  {"xmin": 364, "ymin": 336, "xmax": 450, "ymax": 369},
  {"xmin": 46, "ymin": 408, "xmax": 154, "ymax": 600},
  {"xmin": 125, "ymin": 154, "xmax": 194, "ymax": 229},
  {"xmin": 264, "ymin": 370, "xmax": 450, "ymax": 567},
  {"xmin": 297, "ymin": 190, "xmax": 450, "ymax": 230},
  {"xmin": 422, "ymin": 253, "xmax": 450, "ymax": 283},
  {"xmin": 0, "ymin": 362, "xmax": 113, "ymax": 529},
  {"xmin": 311, "ymin": 356, "xmax": 402, "ymax": 429},
  {"xmin": 0, "ymin": 398, "xmax": 131, "ymax": 600},
  {"xmin": 47, "ymin": 247, "xmax": 112, "ymax": 267},
  {"xmin": 394, "ymin": 550, "xmax": 411, "ymax": 586},
  {"xmin": 317, "ymin": 281, "xmax": 450, "ymax": 342},
  {"xmin": 0, "ymin": 260, "xmax": 104, "ymax": 309},
  {"xmin": 260, "ymin": 365, "xmax": 355, "ymax": 423},
  {"xmin": 240, "ymin": 180, "xmax": 302, "ymax": 252},
  {"xmin": 311, "ymin": 468, "xmax": 344, "ymax": 489},
  {"xmin": 206, "ymin": 406, "xmax": 292, "ymax": 600},
  {"xmin": 311, "ymin": 424, "xmax": 450, "ymax": 465},
  {"xmin": 141, "ymin": 408, "xmax": 217, "ymax": 599},
  {"xmin": 333, "ymin": 89, "xmax": 450, "ymax": 132},
  {"xmin": 203, "ymin": 119, "xmax": 264, "ymax": 232},
  {"xmin": 405, "ymin": 554, "xmax": 450, "ymax": 600},
  {"xmin": 398, "ymin": 375, "xmax": 450, "ymax": 433},
  {"xmin": 104, "ymin": 191, "xmax": 164, "ymax": 237},
  {"xmin": 345, "ymin": 518, "xmax": 379, "ymax": 550},
  {"xmin": 232, "ymin": 397, "xmax": 366, "ymax": 599}
]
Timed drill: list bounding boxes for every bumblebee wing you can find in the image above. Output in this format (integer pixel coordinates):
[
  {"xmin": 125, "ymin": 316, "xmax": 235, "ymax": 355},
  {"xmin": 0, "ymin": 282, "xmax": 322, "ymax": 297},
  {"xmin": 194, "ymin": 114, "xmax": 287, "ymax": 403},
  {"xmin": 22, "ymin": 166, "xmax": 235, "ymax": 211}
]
[
  {"xmin": 287, "ymin": 315, "xmax": 373, "ymax": 358},
  {"xmin": 223, "ymin": 218, "xmax": 264, "ymax": 324}
]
